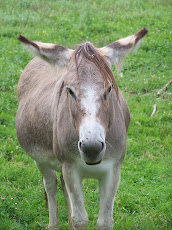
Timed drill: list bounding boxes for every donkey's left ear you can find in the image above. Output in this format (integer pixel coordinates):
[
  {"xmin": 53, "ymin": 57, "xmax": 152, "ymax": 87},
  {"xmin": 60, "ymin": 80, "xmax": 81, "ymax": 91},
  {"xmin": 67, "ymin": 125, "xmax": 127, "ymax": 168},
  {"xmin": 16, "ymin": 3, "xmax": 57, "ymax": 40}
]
[
  {"xmin": 17, "ymin": 35, "xmax": 74, "ymax": 67},
  {"xmin": 99, "ymin": 27, "xmax": 148, "ymax": 72}
]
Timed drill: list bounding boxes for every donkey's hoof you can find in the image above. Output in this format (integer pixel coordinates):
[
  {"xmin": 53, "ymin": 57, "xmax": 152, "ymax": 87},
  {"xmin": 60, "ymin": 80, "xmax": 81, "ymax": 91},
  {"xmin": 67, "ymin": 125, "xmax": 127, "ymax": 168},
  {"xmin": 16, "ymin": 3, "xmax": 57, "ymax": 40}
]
[
  {"xmin": 71, "ymin": 215, "xmax": 88, "ymax": 230},
  {"xmin": 97, "ymin": 218, "xmax": 113, "ymax": 230}
]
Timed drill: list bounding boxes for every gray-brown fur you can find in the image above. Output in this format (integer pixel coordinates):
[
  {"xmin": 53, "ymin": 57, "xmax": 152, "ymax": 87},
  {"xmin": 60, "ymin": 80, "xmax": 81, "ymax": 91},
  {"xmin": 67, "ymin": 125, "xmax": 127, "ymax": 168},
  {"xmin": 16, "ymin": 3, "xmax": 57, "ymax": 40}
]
[{"xmin": 16, "ymin": 28, "xmax": 148, "ymax": 229}]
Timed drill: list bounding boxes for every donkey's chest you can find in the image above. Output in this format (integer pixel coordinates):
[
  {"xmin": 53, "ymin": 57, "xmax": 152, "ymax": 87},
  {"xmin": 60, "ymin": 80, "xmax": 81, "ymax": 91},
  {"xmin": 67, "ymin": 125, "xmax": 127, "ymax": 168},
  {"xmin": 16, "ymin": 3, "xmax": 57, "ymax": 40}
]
[{"xmin": 73, "ymin": 157, "xmax": 115, "ymax": 179}]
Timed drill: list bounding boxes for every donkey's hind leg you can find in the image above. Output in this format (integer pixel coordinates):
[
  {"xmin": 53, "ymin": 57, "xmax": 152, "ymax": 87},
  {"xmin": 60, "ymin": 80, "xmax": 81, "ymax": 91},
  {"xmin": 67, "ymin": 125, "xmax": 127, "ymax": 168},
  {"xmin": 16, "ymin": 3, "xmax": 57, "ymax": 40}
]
[
  {"xmin": 36, "ymin": 162, "xmax": 59, "ymax": 229},
  {"xmin": 60, "ymin": 174, "xmax": 73, "ymax": 230}
]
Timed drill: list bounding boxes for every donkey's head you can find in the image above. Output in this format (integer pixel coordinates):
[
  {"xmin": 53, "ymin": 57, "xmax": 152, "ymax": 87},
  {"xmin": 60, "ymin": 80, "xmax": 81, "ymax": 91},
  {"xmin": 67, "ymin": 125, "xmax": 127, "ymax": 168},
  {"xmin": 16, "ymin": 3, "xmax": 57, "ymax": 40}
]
[
  {"xmin": 18, "ymin": 27, "xmax": 148, "ymax": 165},
  {"xmin": 64, "ymin": 43, "xmax": 119, "ymax": 165}
]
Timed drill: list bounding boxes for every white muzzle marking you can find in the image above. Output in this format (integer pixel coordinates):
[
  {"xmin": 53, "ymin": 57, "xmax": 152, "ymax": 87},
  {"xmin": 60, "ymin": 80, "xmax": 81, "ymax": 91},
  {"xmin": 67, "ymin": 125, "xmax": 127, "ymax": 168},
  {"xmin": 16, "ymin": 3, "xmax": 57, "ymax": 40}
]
[{"xmin": 78, "ymin": 120, "xmax": 106, "ymax": 165}]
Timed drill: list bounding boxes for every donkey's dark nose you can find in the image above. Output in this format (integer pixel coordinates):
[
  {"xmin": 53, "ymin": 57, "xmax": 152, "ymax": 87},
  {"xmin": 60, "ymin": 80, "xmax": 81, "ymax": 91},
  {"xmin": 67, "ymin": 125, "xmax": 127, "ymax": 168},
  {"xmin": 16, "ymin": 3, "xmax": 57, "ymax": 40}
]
[{"xmin": 78, "ymin": 140, "xmax": 105, "ymax": 164}]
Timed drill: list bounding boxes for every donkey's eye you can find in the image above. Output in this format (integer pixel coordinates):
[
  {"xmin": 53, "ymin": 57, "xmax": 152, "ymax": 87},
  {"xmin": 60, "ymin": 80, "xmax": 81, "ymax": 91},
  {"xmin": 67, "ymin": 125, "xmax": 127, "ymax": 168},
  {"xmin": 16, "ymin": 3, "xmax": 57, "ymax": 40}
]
[
  {"xmin": 103, "ymin": 86, "xmax": 112, "ymax": 101},
  {"xmin": 103, "ymin": 91, "xmax": 107, "ymax": 101},
  {"xmin": 66, "ymin": 87, "xmax": 77, "ymax": 101}
]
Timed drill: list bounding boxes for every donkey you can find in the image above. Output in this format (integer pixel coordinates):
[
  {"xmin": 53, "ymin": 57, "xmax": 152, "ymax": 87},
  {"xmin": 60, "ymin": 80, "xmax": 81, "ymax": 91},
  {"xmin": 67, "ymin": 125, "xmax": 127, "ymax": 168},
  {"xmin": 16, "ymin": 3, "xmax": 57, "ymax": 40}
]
[{"xmin": 16, "ymin": 27, "xmax": 148, "ymax": 230}]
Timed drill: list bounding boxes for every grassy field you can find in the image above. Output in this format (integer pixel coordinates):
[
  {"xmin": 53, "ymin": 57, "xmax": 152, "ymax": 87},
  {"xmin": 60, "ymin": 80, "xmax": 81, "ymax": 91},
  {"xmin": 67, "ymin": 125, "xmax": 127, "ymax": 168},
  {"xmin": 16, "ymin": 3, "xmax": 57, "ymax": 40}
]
[{"xmin": 0, "ymin": 0, "xmax": 171, "ymax": 229}]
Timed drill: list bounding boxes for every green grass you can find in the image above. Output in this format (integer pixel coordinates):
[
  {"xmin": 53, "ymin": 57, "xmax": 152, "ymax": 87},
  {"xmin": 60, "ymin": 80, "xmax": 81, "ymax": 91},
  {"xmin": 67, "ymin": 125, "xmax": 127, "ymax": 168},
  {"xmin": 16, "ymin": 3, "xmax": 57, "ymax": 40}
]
[{"xmin": 0, "ymin": 0, "xmax": 172, "ymax": 229}]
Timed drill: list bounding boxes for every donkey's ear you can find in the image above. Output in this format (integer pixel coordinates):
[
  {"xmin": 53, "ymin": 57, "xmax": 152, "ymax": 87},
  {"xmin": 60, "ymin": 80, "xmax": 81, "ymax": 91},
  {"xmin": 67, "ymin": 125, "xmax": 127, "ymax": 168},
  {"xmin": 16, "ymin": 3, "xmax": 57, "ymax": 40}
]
[
  {"xmin": 99, "ymin": 27, "xmax": 148, "ymax": 72},
  {"xmin": 17, "ymin": 35, "xmax": 74, "ymax": 67}
]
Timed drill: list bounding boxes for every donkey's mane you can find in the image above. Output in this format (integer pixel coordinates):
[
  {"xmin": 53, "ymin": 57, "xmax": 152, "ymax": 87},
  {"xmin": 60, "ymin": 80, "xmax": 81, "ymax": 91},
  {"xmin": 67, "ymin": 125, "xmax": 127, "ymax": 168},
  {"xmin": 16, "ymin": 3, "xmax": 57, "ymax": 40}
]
[{"xmin": 74, "ymin": 42, "xmax": 119, "ymax": 99}]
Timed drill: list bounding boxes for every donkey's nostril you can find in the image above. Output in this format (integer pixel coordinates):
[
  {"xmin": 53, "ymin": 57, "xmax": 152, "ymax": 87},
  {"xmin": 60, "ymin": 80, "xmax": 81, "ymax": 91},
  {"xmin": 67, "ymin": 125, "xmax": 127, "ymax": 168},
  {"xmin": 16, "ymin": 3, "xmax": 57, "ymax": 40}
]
[
  {"xmin": 101, "ymin": 141, "xmax": 104, "ymax": 151},
  {"xmin": 79, "ymin": 141, "xmax": 82, "ymax": 149}
]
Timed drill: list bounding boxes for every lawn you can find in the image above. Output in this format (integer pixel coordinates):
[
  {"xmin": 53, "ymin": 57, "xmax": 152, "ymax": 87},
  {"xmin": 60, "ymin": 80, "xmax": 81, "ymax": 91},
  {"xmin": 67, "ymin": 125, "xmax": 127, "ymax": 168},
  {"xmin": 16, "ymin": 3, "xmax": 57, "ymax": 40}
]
[{"xmin": 0, "ymin": 0, "xmax": 171, "ymax": 229}]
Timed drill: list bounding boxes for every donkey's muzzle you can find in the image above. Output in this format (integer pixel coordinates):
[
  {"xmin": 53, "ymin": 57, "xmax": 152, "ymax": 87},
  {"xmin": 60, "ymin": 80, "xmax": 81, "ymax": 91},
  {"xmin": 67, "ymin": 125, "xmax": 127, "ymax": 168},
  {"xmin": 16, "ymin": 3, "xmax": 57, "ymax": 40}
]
[{"xmin": 78, "ymin": 139, "xmax": 105, "ymax": 165}]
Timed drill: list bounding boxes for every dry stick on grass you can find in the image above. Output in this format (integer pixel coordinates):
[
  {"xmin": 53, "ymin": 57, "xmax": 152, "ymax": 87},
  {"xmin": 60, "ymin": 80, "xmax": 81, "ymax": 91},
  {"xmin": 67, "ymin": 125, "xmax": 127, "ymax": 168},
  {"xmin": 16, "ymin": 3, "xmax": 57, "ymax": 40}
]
[
  {"xmin": 150, "ymin": 104, "xmax": 157, "ymax": 118},
  {"xmin": 157, "ymin": 79, "xmax": 172, "ymax": 97}
]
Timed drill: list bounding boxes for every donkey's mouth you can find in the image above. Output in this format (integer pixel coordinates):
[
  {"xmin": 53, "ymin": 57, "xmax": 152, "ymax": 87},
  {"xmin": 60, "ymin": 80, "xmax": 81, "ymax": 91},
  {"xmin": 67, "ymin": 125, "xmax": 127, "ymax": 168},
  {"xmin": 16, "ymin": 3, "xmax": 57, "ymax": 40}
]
[{"xmin": 86, "ymin": 160, "xmax": 102, "ymax": 165}]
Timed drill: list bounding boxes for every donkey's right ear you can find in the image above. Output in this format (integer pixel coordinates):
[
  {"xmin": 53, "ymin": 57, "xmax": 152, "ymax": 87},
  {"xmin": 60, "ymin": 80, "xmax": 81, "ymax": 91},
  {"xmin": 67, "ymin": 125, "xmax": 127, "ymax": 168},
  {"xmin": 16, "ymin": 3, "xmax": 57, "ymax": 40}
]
[{"xmin": 17, "ymin": 35, "xmax": 74, "ymax": 67}]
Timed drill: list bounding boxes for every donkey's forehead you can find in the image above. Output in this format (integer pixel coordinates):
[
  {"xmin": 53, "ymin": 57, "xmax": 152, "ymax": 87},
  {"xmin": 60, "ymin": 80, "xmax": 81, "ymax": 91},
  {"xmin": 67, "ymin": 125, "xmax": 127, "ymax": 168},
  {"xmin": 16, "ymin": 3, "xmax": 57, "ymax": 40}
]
[
  {"xmin": 80, "ymin": 85, "xmax": 101, "ymax": 116},
  {"xmin": 67, "ymin": 58, "xmax": 106, "ymax": 82},
  {"xmin": 65, "ymin": 41, "xmax": 117, "ymax": 95}
]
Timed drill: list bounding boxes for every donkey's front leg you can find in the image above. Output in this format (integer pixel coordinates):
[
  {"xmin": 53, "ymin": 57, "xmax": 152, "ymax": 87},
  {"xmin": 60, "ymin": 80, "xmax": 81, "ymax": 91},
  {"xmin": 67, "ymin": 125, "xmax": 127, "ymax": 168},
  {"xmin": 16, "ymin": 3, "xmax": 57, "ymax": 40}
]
[
  {"xmin": 62, "ymin": 162, "xmax": 88, "ymax": 230},
  {"xmin": 97, "ymin": 164, "xmax": 121, "ymax": 230},
  {"xmin": 36, "ymin": 162, "xmax": 59, "ymax": 230},
  {"xmin": 60, "ymin": 174, "xmax": 73, "ymax": 230}
]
